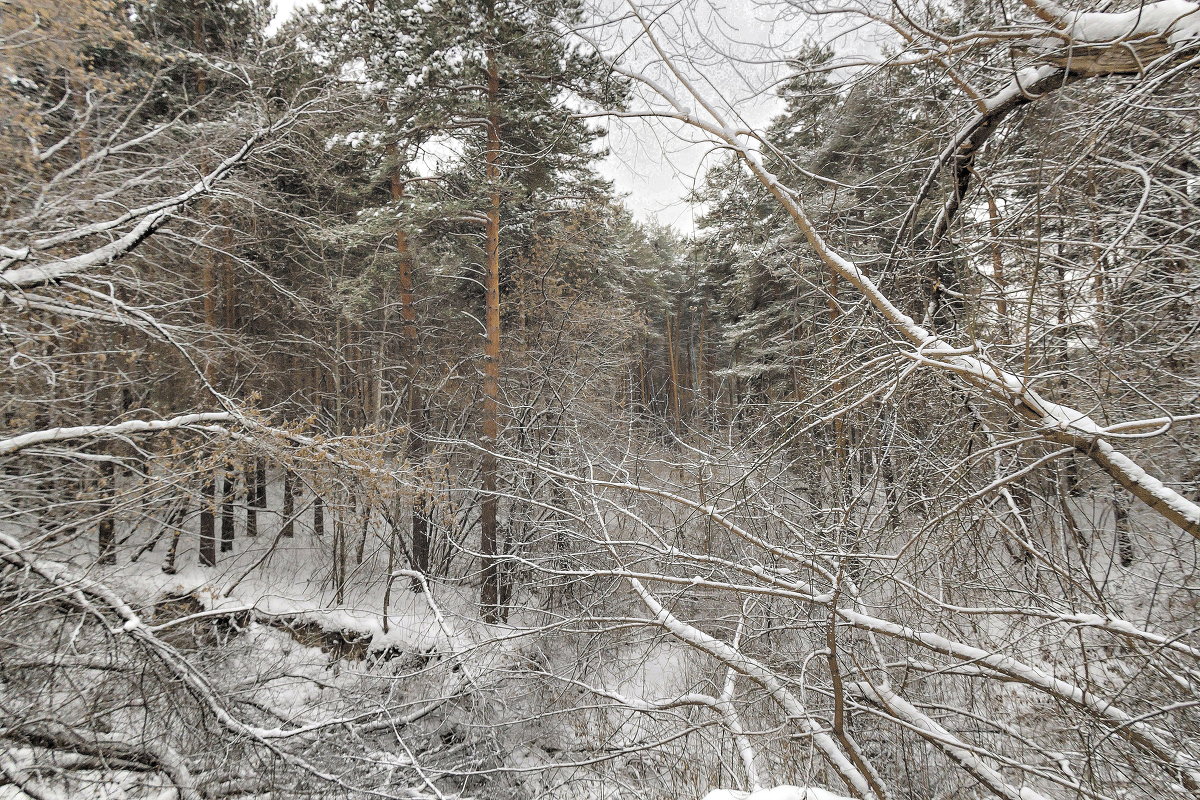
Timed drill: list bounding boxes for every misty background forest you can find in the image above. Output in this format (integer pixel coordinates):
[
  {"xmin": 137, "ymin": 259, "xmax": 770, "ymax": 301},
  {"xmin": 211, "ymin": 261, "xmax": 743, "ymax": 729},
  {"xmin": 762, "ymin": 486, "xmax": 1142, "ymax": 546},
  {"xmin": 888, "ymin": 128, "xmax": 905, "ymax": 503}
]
[{"xmin": 3, "ymin": 0, "xmax": 1200, "ymax": 798}]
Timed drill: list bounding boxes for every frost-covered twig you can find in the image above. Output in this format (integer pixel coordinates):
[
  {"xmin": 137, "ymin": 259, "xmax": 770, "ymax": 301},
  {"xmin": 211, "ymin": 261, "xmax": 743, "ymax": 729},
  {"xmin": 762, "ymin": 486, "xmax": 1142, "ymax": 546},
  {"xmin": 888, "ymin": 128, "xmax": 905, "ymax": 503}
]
[{"xmin": 583, "ymin": 2, "xmax": 1200, "ymax": 540}]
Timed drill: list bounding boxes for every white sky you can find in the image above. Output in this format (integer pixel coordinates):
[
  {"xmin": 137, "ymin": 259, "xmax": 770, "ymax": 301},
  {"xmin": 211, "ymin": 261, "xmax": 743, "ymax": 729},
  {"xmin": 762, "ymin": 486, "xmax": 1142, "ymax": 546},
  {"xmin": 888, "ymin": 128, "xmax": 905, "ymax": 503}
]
[
  {"xmin": 269, "ymin": 1, "xmax": 846, "ymax": 233},
  {"xmin": 593, "ymin": 5, "xmax": 792, "ymax": 232}
]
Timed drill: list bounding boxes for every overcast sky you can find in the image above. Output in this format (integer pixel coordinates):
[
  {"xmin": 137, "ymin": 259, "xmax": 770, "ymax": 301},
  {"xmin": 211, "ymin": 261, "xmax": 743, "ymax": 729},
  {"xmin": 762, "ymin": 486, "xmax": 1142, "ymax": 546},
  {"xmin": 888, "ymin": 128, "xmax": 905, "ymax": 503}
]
[{"xmin": 269, "ymin": 0, "xmax": 826, "ymax": 233}]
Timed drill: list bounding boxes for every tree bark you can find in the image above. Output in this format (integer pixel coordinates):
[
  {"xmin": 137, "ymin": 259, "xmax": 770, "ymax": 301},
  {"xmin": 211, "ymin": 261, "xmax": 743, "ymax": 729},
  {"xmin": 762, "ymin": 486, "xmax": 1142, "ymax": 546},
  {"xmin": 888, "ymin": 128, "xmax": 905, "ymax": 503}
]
[
  {"xmin": 97, "ymin": 460, "xmax": 116, "ymax": 566},
  {"xmin": 665, "ymin": 311, "xmax": 680, "ymax": 425},
  {"xmin": 161, "ymin": 501, "xmax": 186, "ymax": 575},
  {"xmin": 220, "ymin": 464, "xmax": 235, "ymax": 552},
  {"xmin": 388, "ymin": 162, "xmax": 432, "ymax": 585},
  {"xmin": 244, "ymin": 460, "xmax": 259, "ymax": 537},
  {"xmin": 281, "ymin": 469, "xmax": 294, "ymax": 538},
  {"xmin": 255, "ymin": 458, "xmax": 266, "ymax": 517},
  {"xmin": 334, "ymin": 517, "xmax": 346, "ymax": 605},
  {"xmin": 199, "ymin": 474, "xmax": 216, "ymax": 567},
  {"xmin": 480, "ymin": 8, "xmax": 505, "ymax": 623}
]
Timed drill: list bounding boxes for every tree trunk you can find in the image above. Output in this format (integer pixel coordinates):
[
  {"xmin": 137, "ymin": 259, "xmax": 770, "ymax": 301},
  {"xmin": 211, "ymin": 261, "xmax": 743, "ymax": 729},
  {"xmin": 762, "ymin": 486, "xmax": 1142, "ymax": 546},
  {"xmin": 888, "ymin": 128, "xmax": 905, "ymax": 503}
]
[
  {"xmin": 161, "ymin": 501, "xmax": 186, "ymax": 575},
  {"xmin": 199, "ymin": 474, "xmax": 217, "ymax": 567},
  {"xmin": 222, "ymin": 226, "xmax": 236, "ymax": 330},
  {"xmin": 195, "ymin": 12, "xmax": 216, "ymax": 389},
  {"xmin": 193, "ymin": 18, "xmax": 219, "ymax": 572},
  {"xmin": 685, "ymin": 314, "xmax": 695, "ymax": 399},
  {"xmin": 220, "ymin": 464, "xmax": 235, "ymax": 553},
  {"xmin": 383, "ymin": 512, "xmax": 396, "ymax": 632},
  {"xmin": 97, "ymin": 460, "xmax": 116, "ymax": 566},
  {"xmin": 334, "ymin": 517, "xmax": 346, "ymax": 605},
  {"xmin": 244, "ymin": 460, "xmax": 259, "ymax": 537},
  {"xmin": 1114, "ymin": 497, "xmax": 1135, "ymax": 567},
  {"xmin": 355, "ymin": 508, "xmax": 369, "ymax": 565},
  {"xmin": 637, "ymin": 337, "xmax": 649, "ymax": 416},
  {"xmin": 281, "ymin": 469, "xmax": 295, "ymax": 538},
  {"xmin": 480, "ymin": 15, "xmax": 505, "ymax": 623},
  {"xmin": 389, "ymin": 163, "xmax": 432, "ymax": 586},
  {"xmin": 332, "ymin": 322, "xmax": 344, "ymax": 433},
  {"xmin": 255, "ymin": 458, "xmax": 266, "ymax": 519},
  {"xmin": 698, "ymin": 306, "xmax": 712, "ymax": 411},
  {"xmin": 665, "ymin": 311, "xmax": 680, "ymax": 425}
]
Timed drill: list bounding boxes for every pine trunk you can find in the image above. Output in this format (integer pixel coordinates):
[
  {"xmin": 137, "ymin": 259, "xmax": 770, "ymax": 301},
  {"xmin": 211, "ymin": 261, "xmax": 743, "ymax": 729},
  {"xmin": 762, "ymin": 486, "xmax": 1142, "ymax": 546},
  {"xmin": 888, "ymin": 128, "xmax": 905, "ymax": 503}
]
[
  {"xmin": 334, "ymin": 518, "xmax": 346, "ymax": 605},
  {"xmin": 255, "ymin": 458, "xmax": 267, "ymax": 516},
  {"xmin": 389, "ymin": 163, "xmax": 432, "ymax": 584},
  {"xmin": 479, "ymin": 19, "xmax": 505, "ymax": 623},
  {"xmin": 244, "ymin": 460, "xmax": 259, "ymax": 537},
  {"xmin": 665, "ymin": 312, "xmax": 680, "ymax": 424},
  {"xmin": 222, "ymin": 226, "xmax": 236, "ymax": 329},
  {"xmin": 282, "ymin": 469, "xmax": 295, "ymax": 538},
  {"xmin": 220, "ymin": 465, "xmax": 235, "ymax": 552},
  {"xmin": 199, "ymin": 474, "xmax": 217, "ymax": 567},
  {"xmin": 97, "ymin": 460, "xmax": 116, "ymax": 566}
]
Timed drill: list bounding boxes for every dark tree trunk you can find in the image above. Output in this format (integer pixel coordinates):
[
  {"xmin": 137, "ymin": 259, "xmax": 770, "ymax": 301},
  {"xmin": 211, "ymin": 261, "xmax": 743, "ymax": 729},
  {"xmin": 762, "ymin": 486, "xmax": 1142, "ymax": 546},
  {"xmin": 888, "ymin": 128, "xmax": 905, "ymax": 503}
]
[
  {"xmin": 199, "ymin": 474, "xmax": 217, "ymax": 567},
  {"xmin": 244, "ymin": 461, "xmax": 259, "ymax": 538},
  {"xmin": 388, "ymin": 165, "xmax": 433, "ymax": 588},
  {"xmin": 97, "ymin": 460, "xmax": 116, "ymax": 566},
  {"xmin": 281, "ymin": 469, "xmax": 295, "ymax": 538},
  {"xmin": 334, "ymin": 518, "xmax": 346, "ymax": 605},
  {"xmin": 1115, "ymin": 498, "xmax": 1135, "ymax": 567},
  {"xmin": 255, "ymin": 458, "xmax": 267, "ymax": 508},
  {"xmin": 411, "ymin": 494, "xmax": 430, "ymax": 584},
  {"xmin": 161, "ymin": 501, "xmax": 187, "ymax": 575},
  {"xmin": 220, "ymin": 465, "xmax": 235, "ymax": 553}
]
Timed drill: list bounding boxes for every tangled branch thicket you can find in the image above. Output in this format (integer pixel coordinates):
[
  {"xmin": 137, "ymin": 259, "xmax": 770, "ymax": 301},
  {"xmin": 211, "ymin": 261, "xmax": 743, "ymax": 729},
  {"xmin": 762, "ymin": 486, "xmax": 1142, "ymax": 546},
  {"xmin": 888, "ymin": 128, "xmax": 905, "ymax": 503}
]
[{"xmin": 2, "ymin": 0, "xmax": 1199, "ymax": 798}]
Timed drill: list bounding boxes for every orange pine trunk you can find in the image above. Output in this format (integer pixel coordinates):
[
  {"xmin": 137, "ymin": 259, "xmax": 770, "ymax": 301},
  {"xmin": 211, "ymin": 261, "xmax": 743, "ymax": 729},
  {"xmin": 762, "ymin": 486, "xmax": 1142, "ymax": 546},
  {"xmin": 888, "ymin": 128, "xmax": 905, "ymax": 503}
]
[{"xmin": 480, "ymin": 21, "xmax": 505, "ymax": 623}]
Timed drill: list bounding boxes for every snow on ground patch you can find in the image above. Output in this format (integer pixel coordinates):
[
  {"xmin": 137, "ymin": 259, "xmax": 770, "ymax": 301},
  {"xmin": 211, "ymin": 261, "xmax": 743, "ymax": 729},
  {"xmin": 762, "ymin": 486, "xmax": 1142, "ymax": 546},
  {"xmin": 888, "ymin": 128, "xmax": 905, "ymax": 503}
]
[{"xmin": 701, "ymin": 786, "xmax": 855, "ymax": 800}]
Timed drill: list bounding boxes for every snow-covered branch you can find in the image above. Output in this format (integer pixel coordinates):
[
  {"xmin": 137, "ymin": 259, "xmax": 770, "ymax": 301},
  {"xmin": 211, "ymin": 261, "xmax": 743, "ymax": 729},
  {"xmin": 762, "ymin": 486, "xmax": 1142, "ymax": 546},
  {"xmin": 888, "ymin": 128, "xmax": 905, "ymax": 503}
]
[
  {"xmin": 0, "ymin": 109, "xmax": 307, "ymax": 289},
  {"xmin": 0, "ymin": 412, "xmax": 238, "ymax": 457}
]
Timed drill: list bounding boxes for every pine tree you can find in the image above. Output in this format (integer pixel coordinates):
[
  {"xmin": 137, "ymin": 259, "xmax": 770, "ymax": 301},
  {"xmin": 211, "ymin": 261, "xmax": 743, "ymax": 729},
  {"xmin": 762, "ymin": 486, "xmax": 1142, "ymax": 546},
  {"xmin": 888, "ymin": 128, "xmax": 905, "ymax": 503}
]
[{"xmin": 314, "ymin": 0, "xmax": 624, "ymax": 620}]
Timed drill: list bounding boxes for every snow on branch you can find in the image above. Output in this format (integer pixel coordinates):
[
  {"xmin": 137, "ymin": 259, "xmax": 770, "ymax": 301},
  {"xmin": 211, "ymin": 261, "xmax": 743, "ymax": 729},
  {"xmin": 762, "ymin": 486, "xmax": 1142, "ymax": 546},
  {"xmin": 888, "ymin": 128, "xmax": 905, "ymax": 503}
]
[
  {"xmin": 0, "ymin": 412, "xmax": 238, "ymax": 457},
  {"xmin": 1024, "ymin": 0, "xmax": 1200, "ymax": 75},
  {"xmin": 0, "ymin": 108, "xmax": 308, "ymax": 290}
]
